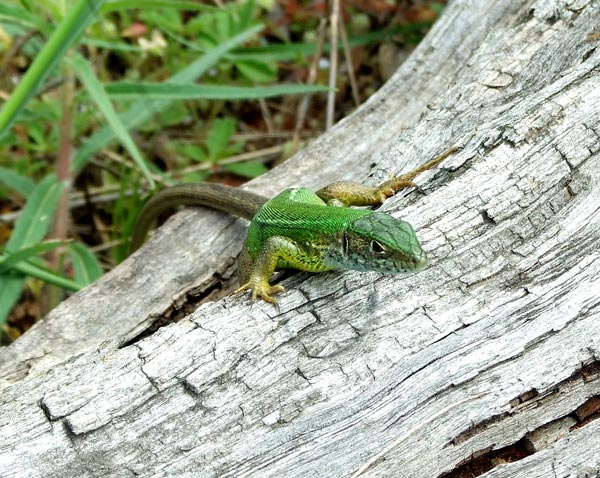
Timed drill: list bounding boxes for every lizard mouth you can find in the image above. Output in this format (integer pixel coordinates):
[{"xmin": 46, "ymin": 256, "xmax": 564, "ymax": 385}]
[
  {"xmin": 411, "ymin": 249, "xmax": 429, "ymax": 271},
  {"xmin": 391, "ymin": 247, "xmax": 428, "ymax": 273}
]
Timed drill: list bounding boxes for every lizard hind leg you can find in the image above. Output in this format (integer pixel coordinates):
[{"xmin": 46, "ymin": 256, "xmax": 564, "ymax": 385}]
[
  {"xmin": 315, "ymin": 146, "xmax": 459, "ymax": 207},
  {"xmin": 316, "ymin": 181, "xmax": 389, "ymax": 207}
]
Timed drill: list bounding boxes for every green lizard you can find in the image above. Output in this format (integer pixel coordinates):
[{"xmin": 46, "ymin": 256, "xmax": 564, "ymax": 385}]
[{"xmin": 131, "ymin": 147, "xmax": 457, "ymax": 303}]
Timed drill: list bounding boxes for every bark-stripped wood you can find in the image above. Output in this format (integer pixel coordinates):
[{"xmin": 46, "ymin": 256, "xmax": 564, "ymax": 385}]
[{"xmin": 2, "ymin": 1, "xmax": 600, "ymax": 477}]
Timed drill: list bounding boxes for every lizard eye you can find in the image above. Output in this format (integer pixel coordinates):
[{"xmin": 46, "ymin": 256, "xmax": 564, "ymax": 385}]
[{"xmin": 371, "ymin": 240, "xmax": 386, "ymax": 254}]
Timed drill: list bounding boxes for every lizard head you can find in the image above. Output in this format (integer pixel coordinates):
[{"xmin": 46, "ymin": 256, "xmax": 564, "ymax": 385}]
[{"xmin": 324, "ymin": 212, "xmax": 428, "ymax": 273}]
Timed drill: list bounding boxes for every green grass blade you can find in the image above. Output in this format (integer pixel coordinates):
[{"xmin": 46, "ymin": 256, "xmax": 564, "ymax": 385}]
[
  {"xmin": 6, "ymin": 175, "xmax": 64, "ymax": 251},
  {"xmin": 0, "ymin": 240, "xmax": 69, "ymax": 274},
  {"xmin": 0, "ymin": 243, "xmax": 81, "ymax": 329},
  {"xmin": 101, "ymin": 0, "xmax": 218, "ymax": 13},
  {"xmin": 72, "ymin": 23, "xmax": 263, "ymax": 173},
  {"xmin": 0, "ymin": 251, "xmax": 81, "ymax": 330},
  {"xmin": 104, "ymin": 82, "xmax": 329, "ymax": 100},
  {"xmin": 8, "ymin": 260, "xmax": 81, "ymax": 291},
  {"xmin": 0, "ymin": 166, "xmax": 36, "ymax": 198},
  {"xmin": 83, "ymin": 38, "xmax": 144, "ymax": 52},
  {"xmin": 0, "ymin": 275, "xmax": 26, "ymax": 329},
  {"xmin": 165, "ymin": 24, "xmax": 433, "ymax": 62},
  {"xmin": 0, "ymin": 3, "xmax": 50, "ymax": 31},
  {"xmin": 0, "ymin": 176, "xmax": 67, "ymax": 328},
  {"xmin": 69, "ymin": 54, "xmax": 155, "ymax": 188},
  {"xmin": 67, "ymin": 242, "xmax": 103, "ymax": 286},
  {"xmin": 0, "ymin": 0, "xmax": 107, "ymax": 139}
]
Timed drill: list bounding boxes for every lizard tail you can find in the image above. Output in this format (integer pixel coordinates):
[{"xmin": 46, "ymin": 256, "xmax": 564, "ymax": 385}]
[{"xmin": 130, "ymin": 183, "xmax": 268, "ymax": 253}]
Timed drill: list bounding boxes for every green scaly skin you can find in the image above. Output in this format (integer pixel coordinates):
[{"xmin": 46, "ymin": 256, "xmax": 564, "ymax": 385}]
[{"xmin": 131, "ymin": 147, "xmax": 458, "ymax": 303}]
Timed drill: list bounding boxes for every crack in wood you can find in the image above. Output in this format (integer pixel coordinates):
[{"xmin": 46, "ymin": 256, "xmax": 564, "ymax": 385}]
[
  {"xmin": 450, "ymin": 360, "xmax": 600, "ymax": 445},
  {"xmin": 118, "ymin": 271, "xmax": 236, "ymax": 349},
  {"xmin": 39, "ymin": 399, "xmax": 56, "ymax": 422},
  {"xmin": 442, "ymin": 392, "xmax": 600, "ymax": 478},
  {"xmin": 168, "ymin": 269, "xmax": 237, "ymax": 321},
  {"xmin": 441, "ymin": 438, "xmax": 533, "ymax": 478},
  {"xmin": 480, "ymin": 209, "xmax": 497, "ymax": 226},
  {"xmin": 442, "ymin": 360, "xmax": 600, "ymax": 477}
]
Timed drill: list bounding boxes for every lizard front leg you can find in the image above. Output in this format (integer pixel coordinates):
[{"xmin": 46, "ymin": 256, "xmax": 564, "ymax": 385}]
[
  {"xmin": 235, "ymin": 236, "xmax": 304, "ymax": 304},
  {"xmin": 315, "ymin": 146, "xmax": 458, "ymax": 207}
]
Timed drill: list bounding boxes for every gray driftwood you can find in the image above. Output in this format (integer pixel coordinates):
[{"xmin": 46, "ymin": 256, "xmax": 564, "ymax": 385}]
[{"xmin": 2, "ymin": 0, "xmax": 600, "ymax": 477}]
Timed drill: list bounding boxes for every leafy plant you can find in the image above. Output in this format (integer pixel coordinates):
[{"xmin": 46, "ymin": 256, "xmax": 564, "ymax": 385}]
[
  {"xmin": 0, "ymin": 176, "xmax": 68, "ymax": 327},
  {"xmin": 0, "ymin": 0, "xmax": 106, "ymax": 138},
  {"xmin": 0, "ymin": 0, "xmax": 328, "ymax": 334}
]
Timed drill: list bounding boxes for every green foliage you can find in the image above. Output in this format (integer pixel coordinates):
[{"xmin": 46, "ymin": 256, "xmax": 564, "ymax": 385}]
[
  {"xmin": 104, "ymin": 82, "xmax": 328, "ymax": 101},
  {"xmin": 5, "ymin": 175, "xmax": 63, "ymax": 251},
  {"xmin": 207, "ymin": 118, "xmax": 237, "ymax": 161},
  {"xmin": 111, "ymin": 174, "xmax": 144, "ymax": 263},
  {"xmin": 101, "ymin": 1, "xmax": 218, "ymax": 14},
  {"xmin": 69, "ymin": 52, "xmax": 155, "ymax": 187},
  {"xmin": 0, "ymin": 176, "xmax": 65, "ymax": 326},
  {"xmin": 71, "ymin": 23, "xmax": 265, "ymax": 173},
  {"xmin": 0, "ymin": 240, "xmax": 68, "ymax": 275},
  {"xmin": 0, "ymin": 3, "xmax": 50, "ymax": 31},
  {"xmin": 0, "ymin": 0, "xmax": 105, "ymax": 137},
  {"xmin": 0, "ymin": 166, "xmax": 35, "ymax": 198},
  {"xmin": 67, "ymin": 242, "xmax": 103, "ymax": 286},
  {"xmin": 223, "ymin": 160, "xmax": 268, "ymax": 179}
]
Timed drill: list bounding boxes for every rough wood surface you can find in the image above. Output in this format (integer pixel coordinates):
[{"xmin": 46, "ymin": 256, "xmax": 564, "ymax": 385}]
[{"xmin": 2, "ymin": 0, "xmax": 600, "ymax": 477}]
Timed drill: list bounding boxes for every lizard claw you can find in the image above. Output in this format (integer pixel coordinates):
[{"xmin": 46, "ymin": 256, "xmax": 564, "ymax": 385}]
[{"xmin": 234, "ymin": 281, "xmax": 285, "ymax": 304}]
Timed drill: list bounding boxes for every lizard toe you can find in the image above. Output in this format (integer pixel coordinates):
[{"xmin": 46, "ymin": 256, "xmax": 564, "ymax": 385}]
[{"xmin": 254, "ymin": 284, "xmax": 285, "ymax": 304}]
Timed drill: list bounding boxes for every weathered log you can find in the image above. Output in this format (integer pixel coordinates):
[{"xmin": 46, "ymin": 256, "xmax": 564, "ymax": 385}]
[{"xmin": 2, "ymin": 0, "xmax": 600, "ymax": 477}]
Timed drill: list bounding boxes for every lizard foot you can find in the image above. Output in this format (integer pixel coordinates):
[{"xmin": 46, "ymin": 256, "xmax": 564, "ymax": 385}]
[
  {"xmin": 376, "ymin": 179, "xmax": 418, "ymax": 199},
  {"xmin": 234, "ymin": 281, "xmax": 285, "ymax": 304}
]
